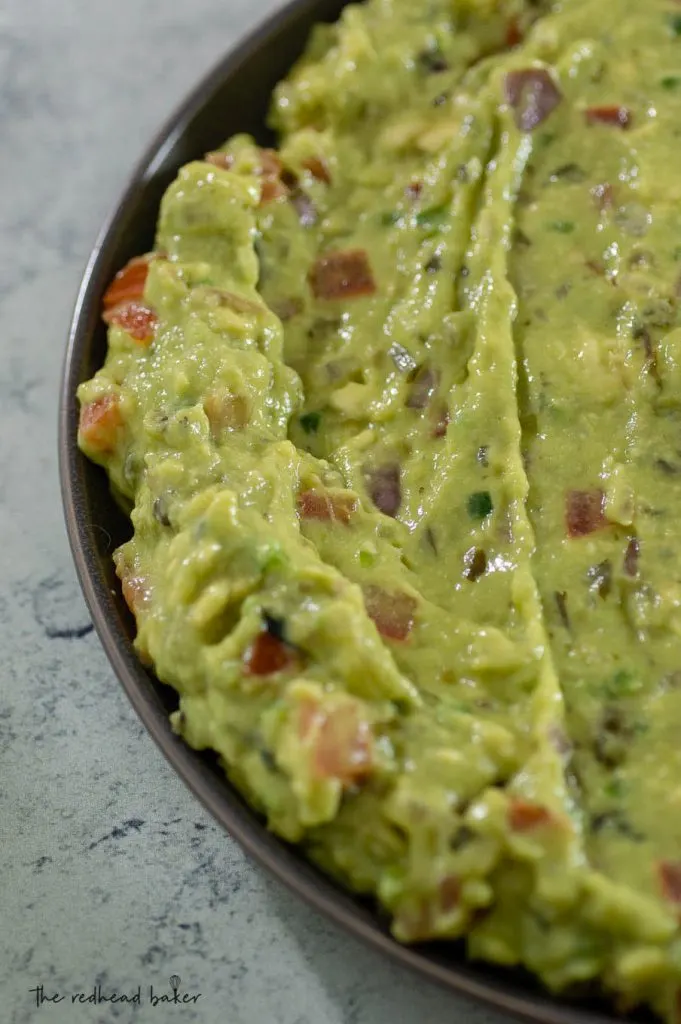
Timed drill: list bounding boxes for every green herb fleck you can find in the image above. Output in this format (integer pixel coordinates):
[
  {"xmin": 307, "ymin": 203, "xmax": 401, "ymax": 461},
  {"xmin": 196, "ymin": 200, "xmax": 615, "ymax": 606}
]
[
  {"xmin": 299, "ymin": 411, "xmax": 321, "ymax": 434},
  {"xmin": 661, "ymin": 75, "xmax": 681, "ymax": 90},
  {"xmin": 548, "ymin": 220, "xmax": 575, "ymax": 234},
  {"xmin": 604, "ymin": 669, "xmax": 643, "ymax": 698},
  {"xmin": 467, "ymin": 490, "xmax": 493, "ymax": 520},
  {"xmin": 450, "ymin": 700, "xmax": 473, "ymax": 715},
  {"xmin": 673, "ymin": 245, "xmax": 681, "ymax": 262},
  {"xmin": 380, "ymin": 210, "xmax": 401, "ymax": 227},
  {"xmin": 261, "ymin": 546, "xmax": 288, "ymax": 575},
  {"xmin": 604, "ymin": 776, "xmax": 626, "ymax": 800},
  {"xmin": 669, "ymin": 13, "xmax": 681, "ymax": 36},
  {"xmin": 416, "ymin": 204, "xmax": 449, "ymax": 230}
]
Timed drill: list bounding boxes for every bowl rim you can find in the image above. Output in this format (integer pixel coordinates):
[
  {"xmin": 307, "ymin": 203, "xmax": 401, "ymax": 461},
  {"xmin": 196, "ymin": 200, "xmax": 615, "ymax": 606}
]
[{"xmin": 58, "ymin": 5, "xmax": 624, "ymax": 1023}]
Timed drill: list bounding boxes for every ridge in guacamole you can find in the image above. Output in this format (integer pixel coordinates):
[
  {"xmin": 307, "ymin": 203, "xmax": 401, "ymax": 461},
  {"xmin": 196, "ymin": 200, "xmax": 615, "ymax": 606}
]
[{"xmin": 78, "ymin": 1, "xmax": 681, "ymax": 1018}]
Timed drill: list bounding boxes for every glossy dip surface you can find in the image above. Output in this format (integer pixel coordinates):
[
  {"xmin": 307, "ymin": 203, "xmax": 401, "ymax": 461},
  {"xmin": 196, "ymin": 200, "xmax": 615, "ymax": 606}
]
[{"xmin": 76, "ymin": 1, "xmax": 681, "ymax": 1019}]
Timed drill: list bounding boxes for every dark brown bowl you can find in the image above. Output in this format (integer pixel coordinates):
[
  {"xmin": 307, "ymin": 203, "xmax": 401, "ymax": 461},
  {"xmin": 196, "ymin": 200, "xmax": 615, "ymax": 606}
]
[{"xmin": 59, "ymin": 4, "xmax": 636, "ymax": 1022}]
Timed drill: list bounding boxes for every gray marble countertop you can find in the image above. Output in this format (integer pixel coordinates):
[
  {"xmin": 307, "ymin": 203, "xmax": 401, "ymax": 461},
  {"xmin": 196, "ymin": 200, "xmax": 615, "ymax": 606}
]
[{"xmin": 1, "ymin": 2, "xmax": 511, "ymax": 1022}]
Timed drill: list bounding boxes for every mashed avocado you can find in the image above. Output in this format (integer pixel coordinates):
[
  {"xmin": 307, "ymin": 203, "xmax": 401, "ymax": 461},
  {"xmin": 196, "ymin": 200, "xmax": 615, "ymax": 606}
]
[{"xmin": 77, "ymin": 0, "xmax": 681, "ymax": 1016}]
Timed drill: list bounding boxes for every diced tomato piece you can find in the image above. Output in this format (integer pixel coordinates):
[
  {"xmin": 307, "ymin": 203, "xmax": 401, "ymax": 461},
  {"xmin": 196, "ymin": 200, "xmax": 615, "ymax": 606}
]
[
  {"xmin": 78, "ymin": 394, "xmax": 123, "ymax": 454},
  {"xmin": 244, "ymin": 631, "xmax": 296, "ymax": 676},
  {"xmin": 102, "ymin": 255, "xmax": 152, "ymax": 310},
  {"xmin": 565, "ymin": 489, "xmax": 607, "ymax": 538},
  {"xmin": 363, "ymin": 585, "xmax": 416, "ymax": 641},
  {"xmin": 206, "ymin": 146, "xmax": 289, "ymax": 205},
  {"xmin": 253, "ymin": 148, "xmax": 291, "ymax": 206},
  {"xmin": 113, "ymin": 551, "xmax": 150, "ymax": 618},
  {"xmin": 206, "ymin": 148, "xmax": 286, "ymax": 195},
  {"xmin": 503, "ymin": 69, "xmax": 562, "ymax": 132},
  {"xmin": 298, "ymin": 701, "xmax": 373, "ymax": 783},
  {"xmin": 307, "ymin": 704, "xmax": 372, "ymax": 782},
  {"xmin": 506, "ymin": 17, "xmax": 523, "ymax": 47},
  {"xmin": 121, "ymin": 575, "xmax": 149, "ymax": 617},
  {"xmin": 308, "ymin": 249, "xmax": 376, "ymax": 300},
  {"xmin": 585, "ymin": 105, "xmax": 631, "ymax": 129},
  {"xmin": 103, "ymin": 301, "xmax": 158, "ymax": 344},
  {"xmin": 259, "ymin": 149, "xmax": 283, "ymax": 179},
  {"xmin": 366, "ymin": 463, "xmax": 401, "ymax": 517},
  {"xmin": 659, "ymin": 861, "xmax": 681, "ymax": 904},
  {"xmin": 302, "ymin": 156, "xmax": 331, "ymax": 184},
  {"xmin": 508, "ymin": 798, "xmax": 552, "ymax": 832},
  {"xmin": 297, "ymin": 489, "xmax": 357, "ymax": 525},
  {"xmin": 260, "ymin": 177, "xmax": 289, "ymax": 205},
  {"xmin": 204, "ymin": 151, "xmax": 234, "ymax": 170}
]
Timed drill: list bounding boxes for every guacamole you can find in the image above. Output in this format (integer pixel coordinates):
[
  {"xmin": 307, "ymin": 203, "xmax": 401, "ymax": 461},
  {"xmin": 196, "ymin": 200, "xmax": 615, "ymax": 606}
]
[{"xmin": 77, "ymin": 0, "xmax": 681, "ymax": 1016}]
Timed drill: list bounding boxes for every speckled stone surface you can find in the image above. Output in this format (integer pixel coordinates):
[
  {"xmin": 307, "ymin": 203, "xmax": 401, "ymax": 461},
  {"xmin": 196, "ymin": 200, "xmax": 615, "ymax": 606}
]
[{"xmin": 1, "ymin": 2, "xmax": 514, "ymax": 1022}]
